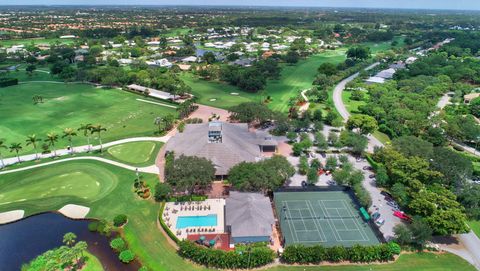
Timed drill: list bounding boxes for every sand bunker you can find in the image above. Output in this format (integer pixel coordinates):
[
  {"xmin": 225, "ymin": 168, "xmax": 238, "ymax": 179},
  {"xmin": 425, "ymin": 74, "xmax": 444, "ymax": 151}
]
[
  {"xmin": 0, "ymin": 210, "xmax": 25, "ymax": 224},
  {"xmin": 58, "ymin": 204, "xmax": 90, "ymax": 219}
]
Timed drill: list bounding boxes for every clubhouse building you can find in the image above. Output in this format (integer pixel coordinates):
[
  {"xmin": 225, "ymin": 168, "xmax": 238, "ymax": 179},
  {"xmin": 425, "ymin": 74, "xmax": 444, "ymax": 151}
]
[{"xmin": 163, "ymin": 121, "xmax": 278, "ymax": 178}]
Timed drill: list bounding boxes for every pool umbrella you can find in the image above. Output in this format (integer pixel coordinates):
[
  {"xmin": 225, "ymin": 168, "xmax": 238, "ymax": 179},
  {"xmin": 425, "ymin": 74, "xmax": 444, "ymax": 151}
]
[
  {"xmin": 209, "ymin": 240, "xmax": 216, "ymax": 246},
  {"xmin": 200, "ymin": 236, "xmax": 206, "ymax": 241}
]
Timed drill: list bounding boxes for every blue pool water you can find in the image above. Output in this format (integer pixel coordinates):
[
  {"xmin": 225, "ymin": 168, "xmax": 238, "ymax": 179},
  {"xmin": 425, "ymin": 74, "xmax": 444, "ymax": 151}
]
[{"xmin": 176, "ymin": 214, "xmax": 217, "ymax": 229}]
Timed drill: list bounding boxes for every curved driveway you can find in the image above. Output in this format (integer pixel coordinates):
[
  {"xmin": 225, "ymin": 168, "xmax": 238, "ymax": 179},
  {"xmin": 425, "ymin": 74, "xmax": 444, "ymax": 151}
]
[{"xmin": 332, "ymin": 62, "xmax": 382, "ymax": 153}]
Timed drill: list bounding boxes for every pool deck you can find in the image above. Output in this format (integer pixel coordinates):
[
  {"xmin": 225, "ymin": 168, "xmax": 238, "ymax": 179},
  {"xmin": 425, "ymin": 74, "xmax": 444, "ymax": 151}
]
[{"xmin": 163, "ymin": 199, "xmax": 226, "ymax": 240}]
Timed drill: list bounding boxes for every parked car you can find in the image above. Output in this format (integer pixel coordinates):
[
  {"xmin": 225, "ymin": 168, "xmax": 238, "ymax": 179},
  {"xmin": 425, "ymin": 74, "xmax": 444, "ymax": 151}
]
[
  {"xmin": 301, "ymin": 181, "xmax": 307, "ymax": 187},
  {"xmin": 380, "ymin": 191, "xmax": 393, "ymax": 198},
  {"xmin": 387, "ymin": 201, "xmax": 400, "ymax": 210},
  {"xmin": 375, "ymin": 218, "xmax": 385, "ymax": 226},
  {"xmin": 363, "ymin": 166, "xmax": 373, "ymax": 171},
  {"xmin": 369, "ymin": 174, "xmax": 376, "ymax": 179},
  {"xmin": 393, "ymin": 211, "xmax": 412, "ymax": 222},
  {"xmin": 372, "ymin": 212, "xmax": 381, "ymax": 221}
]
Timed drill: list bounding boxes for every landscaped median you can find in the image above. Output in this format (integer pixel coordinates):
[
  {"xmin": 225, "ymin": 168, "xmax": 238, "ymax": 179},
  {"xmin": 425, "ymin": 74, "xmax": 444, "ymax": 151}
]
[{"xmin": 281, "ymin": 243, "xmax": 401, "ymax": 264}]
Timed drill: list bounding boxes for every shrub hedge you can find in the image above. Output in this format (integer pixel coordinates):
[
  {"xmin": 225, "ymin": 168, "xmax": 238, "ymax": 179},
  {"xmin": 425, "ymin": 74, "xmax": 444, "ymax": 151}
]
[
  {"xmin": 281, "ymin": 242, "xmax": 400, "ymax": 264},
  {"xmin": 113, "ymin": 214, "xmax": 128, "ymax": 227},
  {"xmin": 0, "ymin": 78, "xmax": 18, "ymax": 87},
  {"xmin": 178, "ymin": 240, "xmax": 275, "ymax": 269}
]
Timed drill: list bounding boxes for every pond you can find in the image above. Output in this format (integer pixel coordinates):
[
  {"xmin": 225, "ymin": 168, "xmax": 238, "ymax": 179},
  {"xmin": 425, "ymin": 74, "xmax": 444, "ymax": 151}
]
[{"xmin": 0, "ymin": 212, "xmax": 140, "ymax": 271}]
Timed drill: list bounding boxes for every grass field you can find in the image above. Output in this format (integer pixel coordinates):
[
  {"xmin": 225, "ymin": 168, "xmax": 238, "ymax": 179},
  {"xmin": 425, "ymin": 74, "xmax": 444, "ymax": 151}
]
[
  {"xmin": 182, "ymin": 50, "xmax": 346, "ymax": 112},
  {"xmin": 341, "ymin": 90, "xmax": 368, "ymax": 114},
  {"xmin": 0, "ymin": 37, "xmax": 76, "ymax": 47},
  {"xmin": 106, "ymin": 141, "xmax": 162, "ymax": 167},
  {"xmin": 83, "ymin": 252, "xmax": 104, "ymax": 271},
  {"xmin": 468, "ymin": 220, "xmax": 480, "ymax": 238},
  {"xmin": 180, "ymin": 73, "xmax": 259, "ymax": 108},
  {"xmin": 270, "ymin": 253, "xmax": 476, "ymax": 271},
  {"xmin": 0, "ymin": 160, "xmax": 474, "ymax": 271},
  {"xmin": 0, "ymin": 82, "xmax": 176, "ymax": 156},
  {"xmin": 264, "ymin": 50, "xmax": 346, "ymax": 113}
]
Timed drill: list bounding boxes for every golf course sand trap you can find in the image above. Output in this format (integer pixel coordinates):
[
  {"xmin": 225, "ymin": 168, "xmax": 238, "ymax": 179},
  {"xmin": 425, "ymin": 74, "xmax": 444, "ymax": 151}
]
[
  {"xmin": 0, "ymin": 210, "xmax": 25, "ymax": 224},
  {"xmin": 58, "ymin": 204, "xmax": 90, "ymax": 219}
]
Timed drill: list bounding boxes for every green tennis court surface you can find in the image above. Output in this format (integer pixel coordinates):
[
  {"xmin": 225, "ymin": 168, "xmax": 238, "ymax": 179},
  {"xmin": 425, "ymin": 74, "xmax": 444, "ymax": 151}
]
[{"xmin": 274, "ymin": 190, "xmax": 380, "ymax": 247}]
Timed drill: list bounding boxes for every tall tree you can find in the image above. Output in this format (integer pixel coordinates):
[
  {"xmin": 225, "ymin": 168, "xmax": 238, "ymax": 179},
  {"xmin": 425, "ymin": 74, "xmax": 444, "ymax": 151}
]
[
  {"xmin": 165, "ymin": 155, "xmax": 215, "ymax": 195},
  {"xmin": 62, "ymin": 128, "xmax": 77, "ymax": 154},
  {"xmin": 90, "ymin": 125, "xmax": 107, "ymax": 153},
  {"xmin": 63, "ymin": 232, "xmax": 77, "ymax": 247},
  {"xmin": 77, "ymin": 124, "xmax": 93, "ymax": 151},
  {"xmin": 45, "ymin": 132, "xmax": 59, "ymax": 157},
  {"xmin": 9, "ymin": 142, "xmax": 22, "ymax": 163},
  {"xmin": 26, "ymin": 134, "xmax": 40, "ymax": 160}
]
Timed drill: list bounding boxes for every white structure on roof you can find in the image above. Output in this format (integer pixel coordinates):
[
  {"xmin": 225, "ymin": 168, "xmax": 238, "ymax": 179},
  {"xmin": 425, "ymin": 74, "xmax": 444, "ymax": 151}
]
[
  {"xmin": 146, "ymin": 58, "xmax": 173, "ymax": 68},
  {"xmin": 366, "ymin": 76, "xmax": 386, "ymax": 84},
  {"xmin": 376, "ymin": 68, "xmax": 396, "ymax": 79},
  {"xmin": 60, "ymin": 35, "xmax": 76, "ymax": 39},
  {"xmin": 406, "ymin": 56, "xmax": 418, "ymax": 64},
  {"xmin": 127, "ymin": 84, "xmax": 175, "ymax": 100},
  {"xmin": 182, "ymin": 56, "xmax": 198, "ymax": 63}
]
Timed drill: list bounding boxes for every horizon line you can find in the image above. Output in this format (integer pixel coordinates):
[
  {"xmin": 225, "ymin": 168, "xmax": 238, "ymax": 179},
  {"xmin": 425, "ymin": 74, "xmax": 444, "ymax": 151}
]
[{"xmin": 0, "ymin": 4, "xmax": 479, "ymax": 12}]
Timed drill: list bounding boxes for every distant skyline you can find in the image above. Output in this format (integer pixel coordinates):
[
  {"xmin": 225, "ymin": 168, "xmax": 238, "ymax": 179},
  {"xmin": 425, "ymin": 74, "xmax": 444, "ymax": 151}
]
[{"xmin": 1, "ymin": 0, "xmax": 480, "ymax": 11}]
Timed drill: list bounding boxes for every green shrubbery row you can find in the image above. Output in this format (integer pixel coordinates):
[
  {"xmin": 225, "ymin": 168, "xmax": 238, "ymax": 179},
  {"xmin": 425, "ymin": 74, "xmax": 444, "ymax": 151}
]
[
  {"xmin": 0, "ymin": 78, "xmax": 18, "ymax": 87},
  {"xmin": 281, "ymin": 242, "xmax": 401, "ymax": 264},
  {"xmin": 178, "ymin": 240, "xmax": 275, "ymax": 269}
]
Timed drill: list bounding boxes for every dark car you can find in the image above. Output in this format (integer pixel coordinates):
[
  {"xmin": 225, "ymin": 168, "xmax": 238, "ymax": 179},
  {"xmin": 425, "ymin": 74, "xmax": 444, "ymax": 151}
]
[
  {"xmin": 381, "ymin": 191, "xmax": 393, "ymax": 198},
  {"xmin": 363, "ymin": 166, "xmax": 373, "ymax": 171},
  {"xmin": 369, "ymin": 174, "xmax": 375, "ymax": 179},
  {"xmin": 301, "ymin": 181, "xmax": 307, "ymax": 187},
  {"xmin": 372, "ymin": 212, "xmax": 381, "ymax": 221}
]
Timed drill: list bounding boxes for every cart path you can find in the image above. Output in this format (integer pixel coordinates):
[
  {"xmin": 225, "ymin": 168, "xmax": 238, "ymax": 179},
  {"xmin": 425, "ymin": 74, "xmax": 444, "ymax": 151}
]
[
  {"xmin": 1, "ymin": 136, "xmax": 170, "ymax": 168},
  {"xmin": 0, "ymin": 156, "xmax": 159, "ymax": 175}
]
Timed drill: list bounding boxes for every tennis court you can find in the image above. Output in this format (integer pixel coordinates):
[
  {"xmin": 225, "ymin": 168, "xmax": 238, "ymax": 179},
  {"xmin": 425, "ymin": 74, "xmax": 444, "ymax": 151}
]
[{"xmin": 274, "ymin": 190, "xmax": 380, "ymax": 247}]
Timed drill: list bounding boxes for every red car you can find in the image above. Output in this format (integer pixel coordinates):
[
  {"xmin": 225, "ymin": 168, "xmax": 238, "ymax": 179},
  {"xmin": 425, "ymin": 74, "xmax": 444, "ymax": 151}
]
[{"xmin": 393, "ymin": 211, "xmax": 412, "ymax": 222}]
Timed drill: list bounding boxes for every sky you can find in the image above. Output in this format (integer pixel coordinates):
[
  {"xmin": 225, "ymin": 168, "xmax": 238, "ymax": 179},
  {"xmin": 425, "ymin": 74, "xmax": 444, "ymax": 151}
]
[{"xmin": 1, "ymin": 0, "xmax": 480, "ymax": 11}]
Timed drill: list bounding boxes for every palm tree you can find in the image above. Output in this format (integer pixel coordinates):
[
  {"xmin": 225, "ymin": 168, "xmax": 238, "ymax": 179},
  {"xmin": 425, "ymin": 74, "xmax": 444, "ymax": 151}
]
[
  {"xmin": 9, "ymin": 142, "xmax": 22, "ymax": 163},
  {"xmin": 63, "ymin": 232, "xmax": 77, "ymax": 247},
  {"xmin": 77, "ymin": 123, "xmax": 93, "ymax": 152},
  {"xmin": 26, "ymin": 134, "xmax": 40, "ymax": 160},
  {"xmin": 62, "ymin": 128, "xmax": 77, "ymax": 154},
  {"xmin": 154, "ymin": 117, "xmax": 164, "ymax": 135},
  {"xmin": 91, "ymin": 125, "xmax": 107, "ymax": 153},
  {"xmin": 0, "ymin": 139, "xmax": 7, "ymax": 168},
  {"xmin": 45, "ymin": 132, "xmax": 59, "ymax": 157}
]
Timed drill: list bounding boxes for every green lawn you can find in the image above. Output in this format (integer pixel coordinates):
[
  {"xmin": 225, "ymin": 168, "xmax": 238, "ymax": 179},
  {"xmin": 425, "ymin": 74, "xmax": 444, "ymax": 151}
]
[
  {"xmin": 0, "ymin": 160, "xmax": 474, "ymax": 271},
  {"xmin": 0, "ymin": 82, "xmax": 176, "ymax": 157},
  {"xmin": 106, "ymin": 141, "xmax": 163, "ymax": 167},
  {"xmin": 468, "ymin": 220, "xmax": 480, "ymax": 238},
  {"xmin": 83, "ymin": 252, "xmax": 105, "ymax": 271},
  {"xmin": 182, "ymin": 50, "xmax": 346, "ymax": 112},
  {"xmin": 264, "ymin": 50, "xmax": 346, "ymax": 113},
  {"xmin": 341, "ymin": 90, "xmax": 368, "ymax": 114},
  {"xmin": 270, "ymin": 253, "xmax": 476, "ymax": 271},
  {"xmin": 0, "ymin": 67, "xmax": 59, "ymax": 82},
  {"xmin": 180, "ymin": 73, "xmax": 259, "ymax": 109},
  {"xmin": 0, "ymin": 37, "xmax": 75, "ymax": 47}
]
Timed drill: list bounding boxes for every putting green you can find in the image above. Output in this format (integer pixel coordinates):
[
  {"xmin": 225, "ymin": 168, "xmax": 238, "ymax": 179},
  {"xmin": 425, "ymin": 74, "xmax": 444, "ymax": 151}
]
[
  {"xmin": 0, "ymin": 162, "xmax": 118, "ymax": 211},
  {"xmin": 0, "ymin": 82, "xmax": 176, "ymax": 157},
  {"xmin": 107, "ymin": 141, "xmax": 160, "ymax": 166}
]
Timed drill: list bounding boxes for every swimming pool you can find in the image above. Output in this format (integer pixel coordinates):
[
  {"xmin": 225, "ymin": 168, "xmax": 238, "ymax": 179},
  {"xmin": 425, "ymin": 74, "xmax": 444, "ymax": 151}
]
[{"xmin": 176, "ymin": 214, "xmax": 217, "ymax": 229}]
